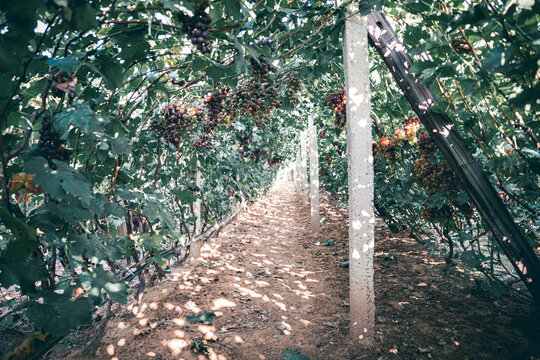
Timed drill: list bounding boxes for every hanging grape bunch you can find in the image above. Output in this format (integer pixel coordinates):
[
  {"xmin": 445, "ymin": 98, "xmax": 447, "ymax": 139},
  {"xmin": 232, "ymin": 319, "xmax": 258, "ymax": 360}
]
[
  {"xmin": 178, "ymin": 1, "xmax": 212, "ymax": 54},
  {"xmin": 150, "ymin": 103, "xmax": 203, "ymax": 147},
  {"xmin": 250, "ymin": 55, "xmax": 273, "ymax": 82},
  {"xmin": 38, "ymin": 115, "xmax": 71, "ymax": 169},
  {"xmin": 420, "ymin": 204, "xmax": 453, "ymax": 223},
  {"xmin": 284, "ymin": 73, "xmax": 301, "ymax": 105},
  {"xmin": 233, "ymin": 78, "xmax": 268, "ymax": 124},
  {"xmin": 327, "ymin": 89, "xmax": 346, "ymax": 128},
  {"xmin": 378, "ymin": 136, "xmax": 398, "ymax": 162},
  {"xmin": 403, "ymin": 116, "xmax": 420, "ymax": 144},
  {"xmin": 413, "ymin": 155, "xmax": 459, "ymax": 196},
  {"xmin": 204, "ymin": 86, "xmax": 232, "ymax": 132},
  {"xmin": 193, "ymin": 134, "xmax": 213, "ymax": 150},
  {"xmin": 417, "ymin": 130, "xmax": 436, "ymax": 156}
]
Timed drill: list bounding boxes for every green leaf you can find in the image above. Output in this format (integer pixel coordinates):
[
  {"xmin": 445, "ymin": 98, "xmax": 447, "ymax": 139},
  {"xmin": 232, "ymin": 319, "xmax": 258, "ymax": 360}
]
[
  {"xmin": 54, "ymin": 103, "xmax": 108, "ymax": 139},
  {"xmin": 141, "ymin": 233, "xmax": 162, "ymax": 252},
  {"xmin": 0, "ymin": 256, "xmax": 48, "ymax": 294},
  {"xmin": 70, "ymin": 3, "xmax": 98, "ymax": 31},
  {"xmin": 0, "ymin": 207, "xmax": 37, "ymax": 260},
  {"xmin": 162, "ymin": 0, "xmax": 195, "ymax": 16},
  {"xmin": 173, "ymin": 188, "xmax": 197, "ymax": 204},
  {"xmin": 46, "ymin": 55, "xmax": 80, "ymax": 74},
  {"xmin": 69, "ymin": 234, "xmax": 126, "ymax": 262},
  {"xmin": 280, "ymin": 349, "xmax": 310, "ymax": 360},
  {"xmin": 95, "ymin": 54, "xmax": 124, "ymax": 90},
  {"xmin": 460, "ymin": 250, "xmax": 482, "ymax": 269},
  {"xmin": 186, "ymin": 312, "xmax": 216, "ymax": 324},
  {"xmin": 24, "ymin": 292, "xmax": 93, "ymax": 336},
  {"xmin": 84, "ymin": 265, "xmax": 128, "ymax": 304},
  {"xmin": 322, "ymin": 239, "xmax": 335, "ymax": 247}
]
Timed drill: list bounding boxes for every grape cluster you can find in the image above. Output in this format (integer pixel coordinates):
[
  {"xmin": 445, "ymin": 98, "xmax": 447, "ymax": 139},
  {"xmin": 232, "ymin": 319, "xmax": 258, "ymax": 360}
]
[
  {"xmin": 204, "ymin": 86, "xmax": 232, "ymax": 131},
  {"xmin": 403, "ymin": 117, "xmax": 420, "ymax": 143},
  {"xmin": 417, "ymin": 130, "xmax": 436, "ymax": 156},
  {"xmin": 178, "ymin": 1, "xmax": 212, "ymax": 54},
  {"xmin": 250, "ymin": 55, "xmax": 273, "ymax": 82},
  {"xmin": 456, "ymin": 201, "xmax": 474, "ymax": 220},
  {"xmin": 150, "ymin": 103, "xmax": 204, "ymax": 147},
  {"xmin": 327, "ymin": 90, "xmax": 346, "ymax": 128},
  {"xmin": 413, "ymin": 157, "xmax": 458, "ymax": 196},
  {"xmin": 233, "ymin": 78, "xmax": 282, "ymax": 127},
  {"xmin": 285, "ymin": 73, "xmax": 301, "ymax": 105},
  {"xmin": 38, "ymin": 115, "xmax": 71, "ymax": 169},
  {"xmin": 193, "ymin": 135, "xmax": 213, "ymax": 150},
  {"xmin": 379, "ymin": 136, "xmax": 398, "ymax": 162},
  {"xmin": 421, "ymin": 204, "xmax": 452, "ymax": 222},
  {"xmin": 267, "ymin": 155, "xmax": 283, "ymax": 168}
]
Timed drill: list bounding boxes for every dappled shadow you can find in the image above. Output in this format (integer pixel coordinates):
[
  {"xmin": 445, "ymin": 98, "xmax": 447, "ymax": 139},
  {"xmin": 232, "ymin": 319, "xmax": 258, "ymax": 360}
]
[{"xmin": 68, "ymin": 182, "xmax": 355, "ymax": 360}]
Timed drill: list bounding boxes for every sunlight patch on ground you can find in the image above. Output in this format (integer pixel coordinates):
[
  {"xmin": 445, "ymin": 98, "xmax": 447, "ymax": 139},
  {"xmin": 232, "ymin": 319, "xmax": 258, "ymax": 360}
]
[
  {"xmin": 212, "ymin": 297, "xmax": 236, "ymax": 310},
  {"xmin": 163, "ymin": 338, "xmax": 188, "ymax": 355}
]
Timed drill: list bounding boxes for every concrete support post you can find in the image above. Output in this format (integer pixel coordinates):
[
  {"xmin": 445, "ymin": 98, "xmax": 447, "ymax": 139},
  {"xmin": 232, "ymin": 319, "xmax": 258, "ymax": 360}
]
[
  {"xmin": 308, "ymin": 114, "xmax": 320, "ymax": 233},
  {"xmin": 295, "ymin": 150, "xmax": 301, "ymax": 190},
  {"xmin": 300, "ymin": 131, "xmax": 309, "ymax": 204},
  {"xmin": 191, "ymin": 163, "xmax": 202, "ymax": 258},
  {"xmin": 343, "ymin": 7, "xmax": 374, "ymax": 347}
]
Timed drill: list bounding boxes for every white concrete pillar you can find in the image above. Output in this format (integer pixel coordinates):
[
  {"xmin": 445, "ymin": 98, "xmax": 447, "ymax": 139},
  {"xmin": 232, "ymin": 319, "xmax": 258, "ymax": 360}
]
[
  {"xmin": 343, "ymin": 6, "xmax": 374, "ymax": 347},
  {"xmin": 308, "ymin": 114, "xmax": 320, "ymax": 233},
  {"xmin": 300, "ymin": 131, "xmax": 309, "ymax": 204},
  {"xmin": 191, "ymin": 163, "xmax": 202, "ymax": 258},
  {"xmin": 295, "ymin": 150, "xmax": 301, "ymax": 190}
]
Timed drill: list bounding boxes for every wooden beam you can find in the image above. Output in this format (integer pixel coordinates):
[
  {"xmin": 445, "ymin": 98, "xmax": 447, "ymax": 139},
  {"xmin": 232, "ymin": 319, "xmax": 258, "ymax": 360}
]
[{"xmin": 367, "ymin": 12, "xmax": 540, "ymax": 303}]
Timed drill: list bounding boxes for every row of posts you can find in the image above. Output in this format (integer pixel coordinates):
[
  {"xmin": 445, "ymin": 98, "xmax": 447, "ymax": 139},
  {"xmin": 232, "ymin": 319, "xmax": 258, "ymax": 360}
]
[{"xmin": 294, "ymin": 114, "xmax": 320, "ymax": 233}]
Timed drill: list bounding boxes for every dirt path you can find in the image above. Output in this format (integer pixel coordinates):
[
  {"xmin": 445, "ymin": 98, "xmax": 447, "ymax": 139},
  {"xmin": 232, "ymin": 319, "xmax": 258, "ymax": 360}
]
[{"xmin": 49, "ymin": 182, "xmax": 540, "ymax": 360}]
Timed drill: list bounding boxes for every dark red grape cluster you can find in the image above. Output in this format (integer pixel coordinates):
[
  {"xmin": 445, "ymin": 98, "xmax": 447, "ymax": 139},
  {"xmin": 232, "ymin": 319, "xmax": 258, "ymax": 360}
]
[
  {"xmin": 456, "ymin": 201, "xmax": 474, "ymax": 220},
  {"xmin": 38, "ymin": 115, "xmax": 71, "ymax": 169},
  {"xmin": 150, "ymin": 103, "xmax": 204, "ymax": 147},
  {"xmin": 417, "ymin": 130, "xmax": 436, "ymax": 155},
  {"xmin": 421, "ymin": 204, "xmax": 453, "ymax": 222},
  {"xmin": 327, "ymin": 90, "xmax": 346, "ymax": 128},
  {"xmin": 267, "ymin": 155, "xmax": 283, "ymax": 167},
  {"xmin": 378, "ymin": 137, "xmax": 398, "ymax": 162},
  {"xmin": 178, "ymin": 1, "xmax": 212, "ymax": 54},
  {"xmin": 285, "ymin": 73, "xmax": 301, "ymax": 105},
  {"xmin": 232, "ymin": 78, "xmax": 282, "ymax": 127},
  {"xmin": 193, "ymin": 134, "xmax": 213, "ymax": 150},
  {"xmin": 250, "ymin": 55, "xmax": 273, "ymax": 82},
  {"xmin": 203, "ymin": 86, "xmax": 232, "ymax": 132},
  {"xmin": 413, "ymin": 157, "xmax": 458, "ymax": 196}
]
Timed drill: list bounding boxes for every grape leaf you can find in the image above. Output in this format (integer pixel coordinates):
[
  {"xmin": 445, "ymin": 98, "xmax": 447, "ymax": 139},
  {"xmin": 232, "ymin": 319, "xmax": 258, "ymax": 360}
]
[
  {"xmin": 24, "ymin": 292, "xmax": 93, "ymax": 336},
  {"xmin": 186, "ymin": 312, "xmax": 216, "ymax": 324}
]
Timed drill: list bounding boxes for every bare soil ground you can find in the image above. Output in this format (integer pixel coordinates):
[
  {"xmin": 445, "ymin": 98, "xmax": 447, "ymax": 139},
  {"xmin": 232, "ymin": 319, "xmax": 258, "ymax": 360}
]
[{"xmin": 46, "ymin": 182, "xmax": 540, "ymax": 360}]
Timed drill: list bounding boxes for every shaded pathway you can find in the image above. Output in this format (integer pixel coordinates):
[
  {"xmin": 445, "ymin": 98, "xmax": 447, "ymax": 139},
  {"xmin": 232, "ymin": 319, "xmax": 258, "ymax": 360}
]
[
  {"xmin": 51, "ymin": 181, "xmax": 540, "ymax": 360},
  {"xmin": 75, "ymin": 183, "xmax": 356, "ymax": 359}
]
